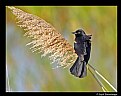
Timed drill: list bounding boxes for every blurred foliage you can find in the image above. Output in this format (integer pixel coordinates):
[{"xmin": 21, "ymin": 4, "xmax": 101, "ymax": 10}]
[{"xmin": 6, "ymin": 6, "xmax": 117, "ymax": 92}]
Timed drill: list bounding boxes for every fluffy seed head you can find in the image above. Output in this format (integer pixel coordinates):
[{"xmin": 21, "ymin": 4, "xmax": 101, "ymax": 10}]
[{"xmin": 7, "ymin": 6, "xmax": 77, "ymax": 68}]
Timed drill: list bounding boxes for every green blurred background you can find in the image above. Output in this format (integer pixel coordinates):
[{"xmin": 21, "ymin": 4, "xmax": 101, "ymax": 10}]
[{"xmin": 6, "ymin": 6, "xmax": 117, "ymax": 92}]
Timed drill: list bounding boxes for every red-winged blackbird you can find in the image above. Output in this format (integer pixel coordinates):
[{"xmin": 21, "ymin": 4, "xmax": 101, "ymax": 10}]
[{"xmin": 70, "ymin": 29, "xmax": 92, "ymax": 78}]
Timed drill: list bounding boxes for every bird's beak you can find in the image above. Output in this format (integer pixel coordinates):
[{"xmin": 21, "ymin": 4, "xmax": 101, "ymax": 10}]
[
  {"xmin": 72, "ymin": 32, "xmax": 76, "ymax": 34},
  {"xmin": 87, "ymin": 34, "xmax": 92, "ymax": 37}
]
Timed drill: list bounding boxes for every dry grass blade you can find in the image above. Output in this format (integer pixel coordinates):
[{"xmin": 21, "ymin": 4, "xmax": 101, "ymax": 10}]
[{"xmin": 7, "ymin": 6, "xmax": 77, "ymax": 68}]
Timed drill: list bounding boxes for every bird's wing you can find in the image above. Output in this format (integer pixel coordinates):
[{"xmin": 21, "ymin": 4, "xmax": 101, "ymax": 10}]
[{"xmin": 7, "ymin": 6, "xmax": 77, "ymax": 68}]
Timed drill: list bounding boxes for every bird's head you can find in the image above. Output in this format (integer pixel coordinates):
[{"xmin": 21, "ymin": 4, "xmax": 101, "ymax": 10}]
[
  {"xmin": 72, "ymin": 29, "xmax": 86, "ymax": 36},
  {"xmin": 72, "ymin": 28, "xmax": 92, "ymax": 40}
]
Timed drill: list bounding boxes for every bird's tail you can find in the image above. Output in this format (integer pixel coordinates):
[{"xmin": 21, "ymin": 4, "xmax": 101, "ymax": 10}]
[{"xmin": 70, "ymin": 57, "xmax": 87, "ymax": 78}]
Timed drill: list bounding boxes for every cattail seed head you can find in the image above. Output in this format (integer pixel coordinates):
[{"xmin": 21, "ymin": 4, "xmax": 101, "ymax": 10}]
[{"xmin": 7, "ymin": 6, "xmax": 77, "ymax": 68}]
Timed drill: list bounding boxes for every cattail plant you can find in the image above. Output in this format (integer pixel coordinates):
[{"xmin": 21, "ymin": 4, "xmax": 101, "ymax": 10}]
[
  {"xmin": 7, "ymin": 6, "xmax": 77, "ymax": 68},
  {"xmin": 7, "ymin": 6, "xmax": 117, "ymax": 92}
]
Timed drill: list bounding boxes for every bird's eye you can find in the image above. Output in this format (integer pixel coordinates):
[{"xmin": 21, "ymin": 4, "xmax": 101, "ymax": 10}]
[{"xmin": 78, "ymin": 32, "xmax": 80, "ymax": 34}]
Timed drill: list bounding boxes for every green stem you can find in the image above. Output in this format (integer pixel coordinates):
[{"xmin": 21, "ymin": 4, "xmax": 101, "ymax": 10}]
[
  {"xmin": 88, "ymin": 68, "xmax": 108, "ymax": 92},
  {"xmin": 88, "ymin": 64, "xmax": 117, "ymax": 92}
]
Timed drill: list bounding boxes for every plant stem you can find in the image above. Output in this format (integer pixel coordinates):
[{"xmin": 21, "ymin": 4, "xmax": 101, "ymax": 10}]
[
  {"xmin": 6, "ymin": 64, "xmax": 11, "ymax": 91},
  {"xmin": 88, "ymin": 67, "xmax": 108, "ymax": 92},
  {"xmin": 88, "ymin": 64, "xmax": 117, "ymax": 92}
]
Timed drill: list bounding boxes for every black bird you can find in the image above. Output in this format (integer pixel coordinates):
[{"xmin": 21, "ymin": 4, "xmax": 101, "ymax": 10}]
[{"xmin": 70, "ymin": 29, "xmax": 92, "ymax": 78}]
